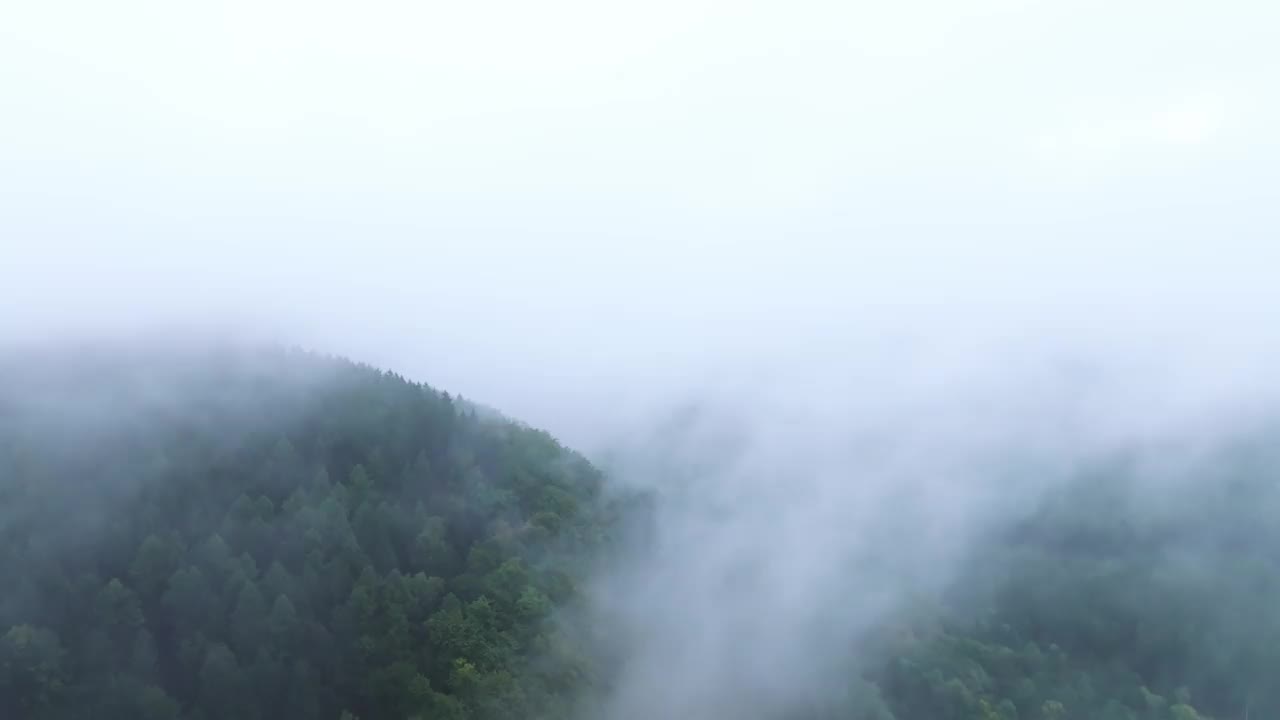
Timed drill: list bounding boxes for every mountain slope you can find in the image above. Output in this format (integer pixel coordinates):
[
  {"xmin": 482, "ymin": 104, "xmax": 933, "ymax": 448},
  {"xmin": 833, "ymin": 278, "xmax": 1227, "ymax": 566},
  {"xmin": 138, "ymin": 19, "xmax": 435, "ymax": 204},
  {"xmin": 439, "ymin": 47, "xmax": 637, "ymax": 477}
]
[
  {"xmin": 3, "ymin": 342, "xmax": 1279, "ymax": 720},
  {"xmin": 0, "ymin": 344, "xmax": 619, "ymax": 720},
  {"xmin": 848, "ymin": 445, "xmax": 1280, "ymax": 720}
]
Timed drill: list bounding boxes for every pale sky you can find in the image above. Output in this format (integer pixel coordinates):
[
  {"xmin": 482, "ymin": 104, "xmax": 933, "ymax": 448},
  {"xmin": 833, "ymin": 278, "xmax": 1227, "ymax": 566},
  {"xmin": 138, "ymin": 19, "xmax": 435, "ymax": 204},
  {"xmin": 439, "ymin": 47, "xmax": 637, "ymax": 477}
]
[{"xmin": 3, "ymin": 0, "xmax": 1279, "ymax": 442}]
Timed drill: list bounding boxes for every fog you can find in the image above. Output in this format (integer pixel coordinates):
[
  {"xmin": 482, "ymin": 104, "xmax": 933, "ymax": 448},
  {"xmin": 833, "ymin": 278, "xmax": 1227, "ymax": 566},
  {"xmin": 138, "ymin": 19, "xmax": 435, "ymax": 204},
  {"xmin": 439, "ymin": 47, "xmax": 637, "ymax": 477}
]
[{"xmin": 4, "ymin": 1, "xmax": 1280, "ymax": 717}]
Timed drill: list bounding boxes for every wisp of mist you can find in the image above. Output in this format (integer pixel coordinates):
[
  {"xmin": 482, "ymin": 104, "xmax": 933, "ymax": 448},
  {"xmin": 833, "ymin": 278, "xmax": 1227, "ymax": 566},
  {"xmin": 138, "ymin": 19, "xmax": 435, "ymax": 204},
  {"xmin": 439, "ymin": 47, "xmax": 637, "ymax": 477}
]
[{"xmin": 579, "ymin": 333, "xmax": 1280, "ymax": 719}]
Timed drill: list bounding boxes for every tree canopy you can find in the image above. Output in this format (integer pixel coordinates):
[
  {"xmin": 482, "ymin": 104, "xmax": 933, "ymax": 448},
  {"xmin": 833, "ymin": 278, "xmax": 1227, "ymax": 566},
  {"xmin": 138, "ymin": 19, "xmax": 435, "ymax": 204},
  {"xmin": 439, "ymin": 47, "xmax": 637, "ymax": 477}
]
[
  {"xmin": 1, "ymin": 343, "xmax": 1277, "ymax": 720},
  {"xmin": 0, "ymin": 345, "xmax": 625, "ymax": 719}
]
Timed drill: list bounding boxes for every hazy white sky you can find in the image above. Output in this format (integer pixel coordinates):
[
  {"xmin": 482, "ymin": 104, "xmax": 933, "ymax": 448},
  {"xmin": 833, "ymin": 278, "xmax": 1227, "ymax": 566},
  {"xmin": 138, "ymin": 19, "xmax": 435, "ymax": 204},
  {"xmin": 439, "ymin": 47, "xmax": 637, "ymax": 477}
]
[{"xmin": 3, "ymin": 0, "xmax": 1279, "ymax": 440}]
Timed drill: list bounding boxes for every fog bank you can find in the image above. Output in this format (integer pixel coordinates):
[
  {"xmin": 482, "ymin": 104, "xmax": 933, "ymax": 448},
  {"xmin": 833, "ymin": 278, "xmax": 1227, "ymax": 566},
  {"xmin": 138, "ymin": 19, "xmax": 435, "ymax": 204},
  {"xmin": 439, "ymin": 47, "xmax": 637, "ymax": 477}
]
[{"xmin": 4, "ymin": 2, "xmax": 1280, "ymax": 717}]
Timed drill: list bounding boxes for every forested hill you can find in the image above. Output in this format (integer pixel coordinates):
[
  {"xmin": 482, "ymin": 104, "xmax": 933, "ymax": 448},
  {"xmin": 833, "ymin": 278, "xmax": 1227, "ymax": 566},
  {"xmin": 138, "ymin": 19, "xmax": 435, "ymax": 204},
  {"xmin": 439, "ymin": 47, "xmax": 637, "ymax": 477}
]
[
  {"xmin": 3, "ymin": 343, "xmax": 1280, "ymax": 720},
  {"xmin": 856, "ymin": 442, "xmax": 1280, "ymax": 720},
  {"xmin": 0, "ymin": 344, "xmax": 625, "ymax": 720}
]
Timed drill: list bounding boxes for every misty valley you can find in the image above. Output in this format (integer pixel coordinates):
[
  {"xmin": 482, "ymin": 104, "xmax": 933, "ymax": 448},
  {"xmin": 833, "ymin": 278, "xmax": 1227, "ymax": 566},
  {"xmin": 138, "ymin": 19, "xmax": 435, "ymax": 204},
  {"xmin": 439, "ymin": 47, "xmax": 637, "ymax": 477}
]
[{"xmin": 2, "ymin": 343, "xmax": 1278, "ymax": 720}]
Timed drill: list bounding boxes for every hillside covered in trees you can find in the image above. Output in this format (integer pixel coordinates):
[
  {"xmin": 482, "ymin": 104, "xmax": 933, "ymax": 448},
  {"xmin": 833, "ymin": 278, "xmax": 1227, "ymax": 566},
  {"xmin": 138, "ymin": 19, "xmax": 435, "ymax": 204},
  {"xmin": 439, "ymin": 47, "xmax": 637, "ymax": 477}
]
[
  {"xmin": 1, "ymin": 342, "xmax": 1278, "ymax": 720},
  {"xmin": 853, "ymin": 441, "xmax": 1280, "ymax": 720},
  {"xmin": 0, "ymin": 344, "xmax": 632, "ymax": 719}
]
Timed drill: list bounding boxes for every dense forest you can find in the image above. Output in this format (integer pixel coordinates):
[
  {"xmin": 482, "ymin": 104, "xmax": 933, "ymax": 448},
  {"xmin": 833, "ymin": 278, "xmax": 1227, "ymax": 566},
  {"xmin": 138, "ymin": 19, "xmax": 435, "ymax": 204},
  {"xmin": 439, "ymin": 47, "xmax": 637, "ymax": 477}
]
[
  {"xmin": 851, "ymin": 443, "xmax": 1280, "ymax": 720},
  {"xmin": 0, "ymin": 344, "xmax": 634, "ymax": 719},
  {"xmin": 1, "ymin": 343, "xmax": 1277, "ymax": 719}
]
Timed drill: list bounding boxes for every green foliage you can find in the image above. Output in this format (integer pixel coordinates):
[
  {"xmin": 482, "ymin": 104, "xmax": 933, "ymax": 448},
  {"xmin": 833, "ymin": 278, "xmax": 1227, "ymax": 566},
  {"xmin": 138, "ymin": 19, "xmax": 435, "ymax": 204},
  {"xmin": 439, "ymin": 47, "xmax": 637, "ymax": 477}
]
[
  {"xmin": 0, "ymin": 347, "xmax": 618, "ymax": 719},
  {"xmin": 4, "ymin": 344, "xmax": 1279, "ymax": 720},
  {"xmin": 0, "ymin": 625, "xmax": 65, "ymax": 716},
  {"xmin": 855, "ymin": 449, "xmax": 1280, "ymax": 720}
]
